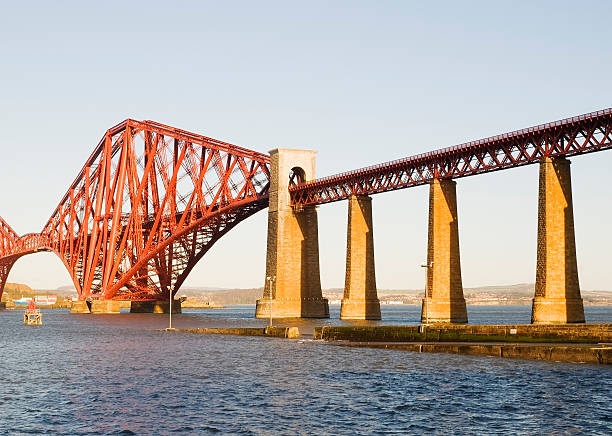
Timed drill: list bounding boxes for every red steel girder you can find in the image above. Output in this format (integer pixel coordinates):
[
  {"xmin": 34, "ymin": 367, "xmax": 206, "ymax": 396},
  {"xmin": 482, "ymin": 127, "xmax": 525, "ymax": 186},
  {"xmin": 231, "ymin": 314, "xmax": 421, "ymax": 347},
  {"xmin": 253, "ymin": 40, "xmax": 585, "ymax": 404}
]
[
  {"xmin": 0, "ymin": 119, "xmax": 270, "ymax": 302},
  {"xmin": 0, "ymin": 217, "xmax": 22, "ymax": 297},
  {"xmin": 290, "ymin": 108, "xmax": 612, "ymax": 206},
  {"xmin": 0, "ymin": 216, "xmax": 19, "ymax": 259}
]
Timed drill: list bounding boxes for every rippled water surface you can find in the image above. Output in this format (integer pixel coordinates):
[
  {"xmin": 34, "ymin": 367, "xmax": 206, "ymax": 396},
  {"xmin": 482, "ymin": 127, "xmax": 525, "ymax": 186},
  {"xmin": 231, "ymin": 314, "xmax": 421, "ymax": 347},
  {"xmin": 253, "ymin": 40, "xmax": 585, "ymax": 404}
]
[{"xmin": 0, "ymin": 305, "xmax": 610, "ymax": 435}]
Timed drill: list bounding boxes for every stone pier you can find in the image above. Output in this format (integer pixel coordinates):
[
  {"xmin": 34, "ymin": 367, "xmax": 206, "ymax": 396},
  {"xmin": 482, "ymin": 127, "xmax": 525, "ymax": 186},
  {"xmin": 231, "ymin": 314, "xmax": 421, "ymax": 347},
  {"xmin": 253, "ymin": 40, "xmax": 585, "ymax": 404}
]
[
  {"xmin": 255, "ymin": 149, "xmax": 329, "ymax": 318},
  {"xmin": 421, "ymin": 179, "xmax": 467, "ymax": 323},
  {"xmin": 70, "ymin": 300, "xmax": 121, "ymax": 314},
  {"xmin": 70, "ymin": 301, "xmax": 90, "ymax": 313},
  {"xmin": 340, "ymin": 195, "xmax": 381, "ymax": 320},
  {"xmin": 532, "ymin": 157, "xmax": 585, "ymax": 324},
  {"xmin": 130, "ymin": 300, "xmax": 182, "ymax": 314}
]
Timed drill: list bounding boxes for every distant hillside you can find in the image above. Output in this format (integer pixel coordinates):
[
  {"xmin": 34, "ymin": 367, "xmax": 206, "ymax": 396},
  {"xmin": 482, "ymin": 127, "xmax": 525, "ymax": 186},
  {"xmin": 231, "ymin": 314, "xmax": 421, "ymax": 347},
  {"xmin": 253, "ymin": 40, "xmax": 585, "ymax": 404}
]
[
  {"xmin": 47, "ymin": 285, "xmax": 79, "ymax": 296},
  {"xmin": 376, "ymin": 283, "xmax": 536, "ymax": 296},
  {"xmin": 350, "ymin": 284, "xmax": 611, "ymax": 306},
  {"xmin": 1, "ymin": 283, "xmax": 36, "ymax": 302},
  {"xmin": 182, "ymin": 283, "xmax": 611, "ymax": 306},
  {"xmin": 465, "ymin": 283, "xmax": 536, "ymax": 296},
  {"xmin": 1, "ymin": 283, "xmax": 72, "ymax": 308},
  {"xmin": 200, "ymin": 288, "xmax": 262, "ymax": 305},
  {"xmin": 5, "ymin": 282, "xmax": 611, "ymax": 306}
]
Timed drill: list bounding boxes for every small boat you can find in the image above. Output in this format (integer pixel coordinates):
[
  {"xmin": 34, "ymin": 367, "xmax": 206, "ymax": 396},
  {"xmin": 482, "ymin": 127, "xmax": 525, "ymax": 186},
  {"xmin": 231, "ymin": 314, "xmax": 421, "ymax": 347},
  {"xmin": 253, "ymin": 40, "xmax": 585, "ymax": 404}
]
[{"xmin": 13, "ymin": 297, "xmax": 33, "ymax": 306}]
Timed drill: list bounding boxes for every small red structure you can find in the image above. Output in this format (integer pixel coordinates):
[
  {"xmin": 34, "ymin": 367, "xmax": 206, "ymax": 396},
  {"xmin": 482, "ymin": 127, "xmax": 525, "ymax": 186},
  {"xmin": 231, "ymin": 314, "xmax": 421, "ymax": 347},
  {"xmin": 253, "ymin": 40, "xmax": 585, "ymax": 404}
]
[{"xmin": 27, "ymin": 299, "xmax": 36, "ymax": 314}]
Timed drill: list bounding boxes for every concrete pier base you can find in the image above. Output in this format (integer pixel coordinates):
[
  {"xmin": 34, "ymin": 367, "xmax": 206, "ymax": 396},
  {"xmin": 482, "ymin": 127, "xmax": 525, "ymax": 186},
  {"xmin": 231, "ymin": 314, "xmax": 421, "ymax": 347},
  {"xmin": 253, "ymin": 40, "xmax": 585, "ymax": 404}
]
[
  {"xmin": 130, "ymin": 300, "xmax": 182, "ymax": 314},
  {"xmin": 340, "ymin": 195, "xmax": 381, "ymax": 320},
  {"xmin": 70, "ymin": 301, "xmax": 91, "ymax": 313},
  {"xmin": 421, "ymin": 179, "xmax": 467, "ymax": 323},
  {"xmin": 255, "ymin": 148, "xmax": 329, "ymax": 319},
  {"xmin": 532, "ymin": 157, "xmax": 584, "ymax": 324},
  {"xmin": 340, "ymin": 299, "xmax": 382, "ymax": 320},
  {"xmin": 421, "ymin": 298, "xmax": 469, "ymax": 324},
  {"xmin": 532, "ymin": 297, "xmax": 585, "ymax": 324},
  {"xmin": 90, "ymin": 300, "xmax": 121, "ymax": 314},
  {"xmin": 71, "ymin": 300, "xmax": 120, "ymax": 314}
]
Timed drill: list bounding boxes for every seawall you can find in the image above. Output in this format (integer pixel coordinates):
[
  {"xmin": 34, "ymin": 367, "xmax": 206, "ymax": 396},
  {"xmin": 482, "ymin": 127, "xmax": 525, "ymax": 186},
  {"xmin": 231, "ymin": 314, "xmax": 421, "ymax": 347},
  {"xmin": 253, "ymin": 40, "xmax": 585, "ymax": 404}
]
[
  {"xmin": 330, "ymin": 342, "xmax": 611, "ymax": 365},
  {"xmin": 313, "ymin": 324, "xmax": 611, "ymax": 343},
  {"xmin": 313, "ymin": 324, "xmax": 611, "ymax": 365},
  {"xmin": 176, "ymin": 327, "xmax": 300, "ymax": 339}
]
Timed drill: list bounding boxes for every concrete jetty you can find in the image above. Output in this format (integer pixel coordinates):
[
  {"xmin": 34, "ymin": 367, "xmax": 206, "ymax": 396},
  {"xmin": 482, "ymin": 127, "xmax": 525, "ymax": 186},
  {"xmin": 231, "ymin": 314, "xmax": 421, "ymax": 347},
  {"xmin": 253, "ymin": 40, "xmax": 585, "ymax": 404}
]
[
  {"xmin": 313, "ymin": 324, "xmax": 611, "ymax": 343},
  {"xmin": 327, "ymin": 341, "xmax": 611, "ymax": 365},
  {"xmin": 176, "ymin": 326, "xmax": 301, "ymax": 339},
  {"xmin": 313, "ymin": 324, "xmax": 611, "ymax": 365}
]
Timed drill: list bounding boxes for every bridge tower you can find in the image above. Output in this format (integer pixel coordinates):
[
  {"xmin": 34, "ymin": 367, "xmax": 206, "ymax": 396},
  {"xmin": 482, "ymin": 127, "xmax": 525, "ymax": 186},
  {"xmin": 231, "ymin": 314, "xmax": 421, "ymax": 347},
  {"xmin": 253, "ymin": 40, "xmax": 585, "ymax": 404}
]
[
  {"xmin": 532, "ymin": 157, "xmax": 584, "ymax": 323},
  {"xmin": 255, "ymin": 149, "xmax": 329, "ymax": 318},
  {"xmin": 421, "ymin": 179, "xmax": 468, "ymax": 323}
]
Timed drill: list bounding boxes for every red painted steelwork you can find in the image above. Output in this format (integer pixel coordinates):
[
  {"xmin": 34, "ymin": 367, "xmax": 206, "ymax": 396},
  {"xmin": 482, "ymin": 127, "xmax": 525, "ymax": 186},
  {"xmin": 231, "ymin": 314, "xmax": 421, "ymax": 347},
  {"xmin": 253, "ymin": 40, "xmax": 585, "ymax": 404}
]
[
  {"xmin": 0, "ymin": 217, "xmax": 21, "ymax": 296},
  {"xmin": 0, "ymin": 216, "xmax": 19, "ymax": 259},
  {"xmin": 290, "ymin": 108, "xmax": 612, "ymax": 206},
  {"xmin": 0, "ymin": 120, "xmax": 270, "ymax": 301}
]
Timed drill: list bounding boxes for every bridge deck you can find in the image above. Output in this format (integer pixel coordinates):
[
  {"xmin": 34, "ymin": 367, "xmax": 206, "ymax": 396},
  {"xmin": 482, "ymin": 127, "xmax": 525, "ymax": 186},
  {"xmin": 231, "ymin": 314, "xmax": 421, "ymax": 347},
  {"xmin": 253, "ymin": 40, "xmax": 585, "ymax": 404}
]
[{"xmin": 290, "ymin": 108, "xmax": 612, "ymax": 205}]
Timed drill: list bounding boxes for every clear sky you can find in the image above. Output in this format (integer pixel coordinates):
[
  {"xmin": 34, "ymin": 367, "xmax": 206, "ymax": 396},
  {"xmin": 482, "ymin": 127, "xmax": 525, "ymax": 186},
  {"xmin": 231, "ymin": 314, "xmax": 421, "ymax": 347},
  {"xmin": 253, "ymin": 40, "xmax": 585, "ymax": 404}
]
[{"xmin": 1, "ymin": 1, "xmax": 611, "ymax": 291}]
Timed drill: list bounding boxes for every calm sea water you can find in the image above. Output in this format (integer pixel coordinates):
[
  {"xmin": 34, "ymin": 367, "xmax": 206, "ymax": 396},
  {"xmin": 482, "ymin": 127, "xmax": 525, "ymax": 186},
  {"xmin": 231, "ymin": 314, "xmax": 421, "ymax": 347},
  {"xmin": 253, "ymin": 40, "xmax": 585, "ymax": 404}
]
[{"xmin": 0, "ymin": 305, "xmax": 610, "ymax": 435}]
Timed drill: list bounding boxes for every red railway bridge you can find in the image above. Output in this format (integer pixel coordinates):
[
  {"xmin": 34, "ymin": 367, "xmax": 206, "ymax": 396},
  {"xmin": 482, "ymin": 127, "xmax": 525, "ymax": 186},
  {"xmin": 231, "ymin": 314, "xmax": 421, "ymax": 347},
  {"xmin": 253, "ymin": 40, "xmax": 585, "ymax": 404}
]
[
  {"xmin": 1, "ymin": 108, "xmax": 610, "ymax": 322},
  {"xmin": 0, "ymin": 120, "xmax": 271, "ymax": 309}
]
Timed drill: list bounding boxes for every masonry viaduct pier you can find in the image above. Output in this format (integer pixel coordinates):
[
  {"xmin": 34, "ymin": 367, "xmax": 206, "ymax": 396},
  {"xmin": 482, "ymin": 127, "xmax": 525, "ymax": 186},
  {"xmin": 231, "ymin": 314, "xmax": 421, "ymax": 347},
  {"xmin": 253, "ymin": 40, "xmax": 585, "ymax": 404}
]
[
  {"xmin": 256, "ymin": 108, "xmax": 611, "ymax": 324},
  {"xmin": 1, "ymin": 109, "xmax": 611, "ymax": 324}
]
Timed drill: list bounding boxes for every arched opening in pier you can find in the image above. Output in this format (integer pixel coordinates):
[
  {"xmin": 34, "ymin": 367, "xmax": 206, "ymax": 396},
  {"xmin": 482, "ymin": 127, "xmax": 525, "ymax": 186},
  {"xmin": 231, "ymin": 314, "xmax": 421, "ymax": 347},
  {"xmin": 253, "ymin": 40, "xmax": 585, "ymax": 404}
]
[{"xmin": 289, "ymin": 167, "xmax": 306, "ymax": 185}]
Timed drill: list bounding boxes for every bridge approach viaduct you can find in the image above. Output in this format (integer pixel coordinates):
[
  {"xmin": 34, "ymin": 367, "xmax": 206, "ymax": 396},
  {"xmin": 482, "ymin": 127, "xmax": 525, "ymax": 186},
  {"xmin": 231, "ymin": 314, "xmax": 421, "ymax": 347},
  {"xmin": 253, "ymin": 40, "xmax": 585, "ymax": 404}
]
[{"xmin": 256, "ymin": 108, "xmax": 612, "ymax": 324}]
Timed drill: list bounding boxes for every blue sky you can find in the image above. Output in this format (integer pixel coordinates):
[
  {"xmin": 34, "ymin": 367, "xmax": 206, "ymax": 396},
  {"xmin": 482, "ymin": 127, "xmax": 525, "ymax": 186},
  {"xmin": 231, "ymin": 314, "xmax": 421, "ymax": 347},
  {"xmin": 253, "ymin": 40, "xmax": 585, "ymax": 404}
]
[{"xmin": 1, "ymin": 1, "xmax": 611, "ymax": 291}]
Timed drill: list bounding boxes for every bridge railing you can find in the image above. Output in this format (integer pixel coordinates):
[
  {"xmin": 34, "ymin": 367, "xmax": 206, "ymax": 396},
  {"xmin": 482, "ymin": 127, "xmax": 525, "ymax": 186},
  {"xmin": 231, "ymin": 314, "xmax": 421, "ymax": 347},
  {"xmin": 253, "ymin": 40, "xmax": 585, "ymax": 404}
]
[{"xmin": 13, "ymin": 233, "xmax": 51, "ymax": 254}]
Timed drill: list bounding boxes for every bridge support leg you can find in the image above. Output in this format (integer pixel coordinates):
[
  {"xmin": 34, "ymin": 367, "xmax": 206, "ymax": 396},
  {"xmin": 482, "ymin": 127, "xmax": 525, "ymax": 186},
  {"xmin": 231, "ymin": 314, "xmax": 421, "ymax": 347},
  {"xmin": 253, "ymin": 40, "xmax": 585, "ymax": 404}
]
[
  {"xmin": 70, "ymin": 301, "xmax": 91, "ymax": 313},
  {"xmin": 340, "ymin": 195, "xmax": 381, "ymax": 320},
  {"xmin": 421, "ymin": 179, "xmax": 467, "ymax": 323},
  {"xmin": 90, "ymin": 300, "xmax": 121, "ymax": 314},
  {"xmin": 532, "ymin": 157, "xmax": 584, "ymax": 324},
  {"xmin": 0, "ymin": 260, "xmax": 14, "ymax": 305},
  {"xmin": 71, "ymin": 300, "xmax": 120, "ymax": 314},
  {"xmin": 255, "ymin": 149, "xmax": 329, "ymax": 318}
]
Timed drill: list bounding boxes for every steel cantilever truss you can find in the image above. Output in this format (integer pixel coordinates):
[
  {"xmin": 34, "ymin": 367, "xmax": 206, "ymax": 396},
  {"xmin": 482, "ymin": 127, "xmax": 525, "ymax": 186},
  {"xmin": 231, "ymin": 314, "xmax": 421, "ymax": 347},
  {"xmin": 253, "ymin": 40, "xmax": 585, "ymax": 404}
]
[
  {"xmin": 0, "ymin": 120, "xmax": 270, "ymax": 301},
  {"xmin": 0, "ymin": 217, "xmax": 20, "ymax": 296},
  {"xmin": 290, "ymin": 108, "xmax": 612, "ymax": 206}
]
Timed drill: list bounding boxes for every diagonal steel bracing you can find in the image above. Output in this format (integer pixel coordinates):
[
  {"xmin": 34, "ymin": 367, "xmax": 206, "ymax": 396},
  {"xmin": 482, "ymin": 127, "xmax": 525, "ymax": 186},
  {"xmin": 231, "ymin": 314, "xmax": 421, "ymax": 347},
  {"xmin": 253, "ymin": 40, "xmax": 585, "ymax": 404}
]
[
  {"xmin": 2, "ymin": 108, "xmax": 611, "ymax": 301},
  {"xmin": 290, "ymin": 108, "xmax": 612, "ymax": 205},
  {"xmin": 0, "ymin": 120, "xmax": 270, "ymax": 301}
]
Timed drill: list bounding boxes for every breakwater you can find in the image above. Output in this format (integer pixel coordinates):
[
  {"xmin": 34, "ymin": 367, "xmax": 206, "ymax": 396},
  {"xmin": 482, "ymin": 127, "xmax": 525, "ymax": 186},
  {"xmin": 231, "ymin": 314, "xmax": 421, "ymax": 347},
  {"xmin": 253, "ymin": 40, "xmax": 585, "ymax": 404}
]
[
  {"xmin": 178, "ymin": 326, "xmax": 300, "ymax": 339},
  {"xmin": 313, "ymin": 323, "xmax": 611, "ymax": 343},
  {"xmin": 313, "ymin": 324, "xmax": 611, "ymax": 364},
  {"xmin": 329, "ymin": 341, "xmax": 610, "ymax": 364}
]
